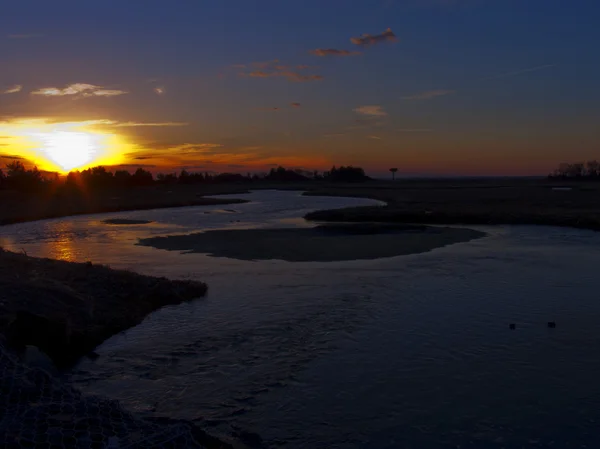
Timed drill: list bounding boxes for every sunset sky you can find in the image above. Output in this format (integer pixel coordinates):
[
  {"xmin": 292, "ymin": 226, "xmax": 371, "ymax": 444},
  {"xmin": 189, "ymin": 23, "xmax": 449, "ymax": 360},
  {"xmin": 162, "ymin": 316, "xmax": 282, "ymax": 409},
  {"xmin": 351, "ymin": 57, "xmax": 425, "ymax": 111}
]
[{"xmin": 1, "ymin": 0, "xmax": 599, "ymax": 176}]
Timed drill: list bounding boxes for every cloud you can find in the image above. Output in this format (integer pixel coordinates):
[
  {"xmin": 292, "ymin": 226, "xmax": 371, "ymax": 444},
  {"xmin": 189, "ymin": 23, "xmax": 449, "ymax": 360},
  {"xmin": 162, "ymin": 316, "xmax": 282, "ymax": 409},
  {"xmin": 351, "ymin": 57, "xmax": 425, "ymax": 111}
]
[
  {"xmin": 368, "ymin": 135, "xmax": 382, "ymax": 140},
  {"xmin": 309, "ymin": 48, "xmax": 361, "ymax": 57},
  {"xmin": 112, "ymin": 121, "xmax": 188, "ymax": 128},
  {"xmin": 351, "ymin": 28, "xmax": 398, "ymax": 47},
  {"xmin": 248, "ymin": 71, "xmax": 273, "ymax": 78},
  {"xmin": 89, "ymin": 89, "xmax": 128, "ymax": 97},
  {"xmin": 402, "ymin": 89, "xmax": 454, "ymax": 100},
  {"xmin": 154, "ymin": 87, "xmax": 166, "ymax": 95},
  {"xmin": 487, "ymin": 64, "xmax": 556, "ymax": 80},
  {"xmin": 240, "ymin": 61, "xmax": 323, "ymax": 83},
  {"xmin": 7, "ymin": 34, "xmax": 43, "ymax": 39},
  {"xmin": 256, "ymin": 107, "xmax": 280, "ymax": 111},
  {"xmin": 353, "ymin": 105, "xmax": 387, "ymax": 117},
  {"xmin": 31, "ymin": 83, "xmax": 128, "ymax": 97},
  {"xmin": 252, "ymin": 60, "xmax": 279, "ymax": 69},
  {"xmin": 281, "ymin": 71, "xmax": 323, "ymax": 82},
  {"xmin": 291, "ymin": 102, "xmax": 301, "ymax": 108},
  {"xmin": 1, "ymin": 85, "xmax": 22, "ymax": 95}
]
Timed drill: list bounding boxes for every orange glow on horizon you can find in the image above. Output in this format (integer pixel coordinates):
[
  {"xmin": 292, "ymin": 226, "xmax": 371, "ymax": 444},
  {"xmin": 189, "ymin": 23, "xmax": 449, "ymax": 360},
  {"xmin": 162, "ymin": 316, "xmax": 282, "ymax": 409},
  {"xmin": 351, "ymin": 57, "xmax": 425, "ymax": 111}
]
[{"xmin": 0, "ymin": 118, "xmax": 128, "ymax": 173}]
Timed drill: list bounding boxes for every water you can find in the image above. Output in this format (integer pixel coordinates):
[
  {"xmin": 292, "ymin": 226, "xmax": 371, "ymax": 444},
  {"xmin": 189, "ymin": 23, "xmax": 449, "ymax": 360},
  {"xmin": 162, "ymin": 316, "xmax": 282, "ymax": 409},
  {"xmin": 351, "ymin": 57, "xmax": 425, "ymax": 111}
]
[{"xmin": 2, "ymin": 191, "xmax": 600, "ymax": 448}]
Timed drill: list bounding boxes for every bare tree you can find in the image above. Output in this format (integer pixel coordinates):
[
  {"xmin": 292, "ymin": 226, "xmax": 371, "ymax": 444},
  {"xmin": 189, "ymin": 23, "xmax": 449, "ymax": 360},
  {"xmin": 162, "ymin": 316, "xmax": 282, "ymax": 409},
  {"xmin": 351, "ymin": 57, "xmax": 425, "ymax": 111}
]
[{"xmin": 389, "ymin": 167, "xmax": 398, "ymax": 181}]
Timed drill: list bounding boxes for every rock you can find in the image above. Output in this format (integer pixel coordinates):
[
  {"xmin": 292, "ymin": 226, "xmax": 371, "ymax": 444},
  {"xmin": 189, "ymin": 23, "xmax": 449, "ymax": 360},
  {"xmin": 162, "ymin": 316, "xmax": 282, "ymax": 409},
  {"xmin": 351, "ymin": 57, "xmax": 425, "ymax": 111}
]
[
  {"xmin": 23, "ymin": 345, "xmax": 59, "ymax": 376},
  {"xmin": 5, "ymin": 311, "xmax": 71, "ymax": 365}
]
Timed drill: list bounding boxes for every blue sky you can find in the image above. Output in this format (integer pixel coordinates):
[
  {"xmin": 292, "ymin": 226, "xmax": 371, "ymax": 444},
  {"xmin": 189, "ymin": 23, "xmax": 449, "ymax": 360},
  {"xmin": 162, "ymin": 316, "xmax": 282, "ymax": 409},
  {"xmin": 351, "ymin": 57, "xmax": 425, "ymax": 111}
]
[{"xmin": 1, "ymin": 0, "xmax": 599, "ymax": 175}]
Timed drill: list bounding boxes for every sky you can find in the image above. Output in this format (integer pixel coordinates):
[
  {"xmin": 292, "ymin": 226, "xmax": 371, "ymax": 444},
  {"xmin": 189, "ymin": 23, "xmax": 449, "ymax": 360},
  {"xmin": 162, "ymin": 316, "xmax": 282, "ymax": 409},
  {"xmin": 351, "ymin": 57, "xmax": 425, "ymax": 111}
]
[{"xmin": 0, "ymin": 0, "xmax": 599, "ymax": 176}]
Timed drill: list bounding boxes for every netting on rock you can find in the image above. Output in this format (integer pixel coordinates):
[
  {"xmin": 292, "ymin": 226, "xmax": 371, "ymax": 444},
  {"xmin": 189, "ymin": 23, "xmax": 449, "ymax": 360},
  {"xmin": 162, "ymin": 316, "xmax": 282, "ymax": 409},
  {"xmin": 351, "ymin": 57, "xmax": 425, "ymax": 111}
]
[{"xmin": 0, "ymin": 341, "xmax": 210, "ymax": 448}]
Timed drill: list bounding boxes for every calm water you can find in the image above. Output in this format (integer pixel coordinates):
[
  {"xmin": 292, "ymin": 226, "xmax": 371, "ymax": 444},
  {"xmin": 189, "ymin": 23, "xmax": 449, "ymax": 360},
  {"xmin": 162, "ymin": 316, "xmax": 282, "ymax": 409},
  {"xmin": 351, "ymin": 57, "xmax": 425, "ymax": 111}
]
[{"xmin": 2, "ymin": 191, "xmax": 600, "ymax": 448}]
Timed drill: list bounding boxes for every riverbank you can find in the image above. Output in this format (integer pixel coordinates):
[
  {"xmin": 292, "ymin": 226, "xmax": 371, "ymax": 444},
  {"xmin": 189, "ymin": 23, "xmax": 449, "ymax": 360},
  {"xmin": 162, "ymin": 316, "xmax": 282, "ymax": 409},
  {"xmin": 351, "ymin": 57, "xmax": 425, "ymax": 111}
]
[
  {"xmin": 6, "ymin": 178, "xmax": 599, "ymax": 232},
  {"xmin": 302, "ymin": 179, "xmax": 600, "ymax": 231},
  {"xmin": 0, "ymin": 248, "xmax": 208, "ymax": 368},
  {"xmin": 0, "ymin": 184, "xmax": 251, "ymax": 225}
]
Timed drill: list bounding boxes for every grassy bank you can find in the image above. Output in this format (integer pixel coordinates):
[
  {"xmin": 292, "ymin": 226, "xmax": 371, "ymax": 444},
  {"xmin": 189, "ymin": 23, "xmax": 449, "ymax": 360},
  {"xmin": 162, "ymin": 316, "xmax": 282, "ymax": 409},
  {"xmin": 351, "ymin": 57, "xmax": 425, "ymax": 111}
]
[
  {"xmin": 0, "ymin": 184, "xmax": 251, "ymax": 225},
  {"xmin": 303, "ymin": 179, "xmax": 600, "ymax": 231},
  {"xmin": 0, "ymin": 248, "xmax": 208, "ymax": 368}
]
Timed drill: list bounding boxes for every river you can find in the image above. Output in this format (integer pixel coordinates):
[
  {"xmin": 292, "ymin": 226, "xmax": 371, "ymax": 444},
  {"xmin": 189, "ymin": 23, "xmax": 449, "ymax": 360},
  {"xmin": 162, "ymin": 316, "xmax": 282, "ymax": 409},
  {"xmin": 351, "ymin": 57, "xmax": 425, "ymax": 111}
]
[{"xmin": 1, "ymin": 190, "xmax": 600, "ymax": 448}]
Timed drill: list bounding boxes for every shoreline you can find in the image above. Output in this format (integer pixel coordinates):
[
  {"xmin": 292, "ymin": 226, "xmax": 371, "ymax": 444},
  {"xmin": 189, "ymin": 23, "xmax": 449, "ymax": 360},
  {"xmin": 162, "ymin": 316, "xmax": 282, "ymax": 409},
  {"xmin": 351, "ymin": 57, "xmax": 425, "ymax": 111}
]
[
  {"xmin": 5, "ymin": 179, "xmax": 599, "ymax": 233},
  {"xmin": 0, "ymin": 249, "xmax": 208, "ymax": 368},
  {"xmin": 0, "ymin": 196, "xmax": 248, "ymax": 226}
]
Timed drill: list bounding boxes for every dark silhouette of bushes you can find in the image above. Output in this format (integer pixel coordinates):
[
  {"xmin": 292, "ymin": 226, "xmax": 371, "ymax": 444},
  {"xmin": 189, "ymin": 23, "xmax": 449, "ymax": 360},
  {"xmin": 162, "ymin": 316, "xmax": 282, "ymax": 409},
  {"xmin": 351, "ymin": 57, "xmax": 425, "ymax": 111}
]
[
  {"xmin": 265, "ymin": 166, "xmax": 309, "ymax": 182},
  {"xmin": 0, "ymin": 162, "xmax": 370, "ymax": 193},
  {"xmin": 549, "ymin": 161, "xmax": 600, "ymax": 180},
  {"xmin": 323, "ymin": 165, "xmax": 369, "ymax": 182},
  {"xmin": 1, "ymin": 161, "xmax": 46, "ymax": 192}
]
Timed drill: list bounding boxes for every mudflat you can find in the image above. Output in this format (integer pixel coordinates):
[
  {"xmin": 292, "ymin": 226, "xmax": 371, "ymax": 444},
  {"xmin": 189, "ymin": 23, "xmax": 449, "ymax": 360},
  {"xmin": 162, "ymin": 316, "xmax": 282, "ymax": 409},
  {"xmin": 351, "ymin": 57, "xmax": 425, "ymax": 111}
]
[
  {"xmin": 302, "ymin": 178, "xmax": 600, "ymax": 231},
  {"xmin": 138, "ymin": 223, "xmax": 485, "ymax": 262}
]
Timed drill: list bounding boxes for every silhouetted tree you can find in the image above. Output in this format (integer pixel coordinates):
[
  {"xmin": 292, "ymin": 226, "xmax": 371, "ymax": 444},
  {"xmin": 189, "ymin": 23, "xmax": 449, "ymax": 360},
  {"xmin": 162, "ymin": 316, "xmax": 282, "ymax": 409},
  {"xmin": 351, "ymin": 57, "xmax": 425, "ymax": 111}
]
[
  {"xmin": 586, "ymin": 160, "xmax": 600, "ymax": 178},
  {"xmin": 390, "ymin": 167, "xmax": 398, "ymax": 181},
  {"xmin": 81, "ymin": 166, "xmax": 113, "ymax": 189},
  {"xmin": 323, "ymin": 165, "xmax": 368, "ymax": 182},
  {"xmin": 4, "ymin": 161, "xmax": 44, "ymax": 191},
  {"xmin": 549, "ymin": 161, "xmax": 600, "ymax": 180},
  {"xmin": 131, "ymin": 168, "xmax": 154, "ymax": 186},
  {"xmin": 265, "ymin": 166, "xmax": 309, "ymax": 182}
]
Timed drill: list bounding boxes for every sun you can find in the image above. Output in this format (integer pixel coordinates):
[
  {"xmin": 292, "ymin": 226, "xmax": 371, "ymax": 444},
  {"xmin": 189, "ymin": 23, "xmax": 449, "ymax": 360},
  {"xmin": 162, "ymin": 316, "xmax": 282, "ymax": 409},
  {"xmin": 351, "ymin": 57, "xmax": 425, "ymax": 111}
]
[
  {"xmin": 36, "ymin": 130, "xmax": 102, "ymax": 171},
  {"xmin": 0, "ymin": 119, "xmax": 127, "ymax": 172}
]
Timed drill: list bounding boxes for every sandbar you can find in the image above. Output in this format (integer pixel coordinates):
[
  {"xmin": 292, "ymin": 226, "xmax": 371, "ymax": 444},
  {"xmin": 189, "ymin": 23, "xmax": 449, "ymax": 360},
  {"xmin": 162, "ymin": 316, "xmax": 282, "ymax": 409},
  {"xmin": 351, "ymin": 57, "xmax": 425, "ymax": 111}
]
[{"xmin": 138, "ymin": 223, "xmax": 485, "ymax": 262}]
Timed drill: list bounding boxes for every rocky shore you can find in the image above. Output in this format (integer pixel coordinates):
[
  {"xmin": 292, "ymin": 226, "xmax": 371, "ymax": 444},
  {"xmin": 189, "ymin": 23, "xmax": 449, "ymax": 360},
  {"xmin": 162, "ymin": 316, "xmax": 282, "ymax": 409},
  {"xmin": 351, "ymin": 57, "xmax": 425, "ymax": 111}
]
[{"xmin": 0, "ymin": 248, "xmax": 208, "ymax": 369}]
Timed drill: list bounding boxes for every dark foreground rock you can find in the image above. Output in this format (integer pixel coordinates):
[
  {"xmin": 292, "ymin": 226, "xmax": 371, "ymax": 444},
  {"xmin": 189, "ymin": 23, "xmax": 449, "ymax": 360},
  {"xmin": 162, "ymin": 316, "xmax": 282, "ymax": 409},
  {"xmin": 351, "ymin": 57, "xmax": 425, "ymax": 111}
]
[
  {"xmin": 0, "ymin": 249, "xmax": 207, "ymax": 368},
  {"xmin": 0, "ymin": 339, "xmax": 233, "ymax": 448}
]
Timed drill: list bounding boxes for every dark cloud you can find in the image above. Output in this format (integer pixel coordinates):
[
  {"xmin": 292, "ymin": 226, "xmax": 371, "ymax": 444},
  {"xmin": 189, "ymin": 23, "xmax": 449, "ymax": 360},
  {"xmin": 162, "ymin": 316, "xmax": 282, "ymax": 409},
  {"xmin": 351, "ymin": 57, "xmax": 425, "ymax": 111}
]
[
  {"xmin": 291, "ymin": 102, "xmax": 301, "ymax": 108},
  {"xmin": 350, "ymin": 28, "xmax": 398, "ymax": 47},
  {"xmin": 309, "ymin": 48, "xmax": 361, "ymax": 57}
]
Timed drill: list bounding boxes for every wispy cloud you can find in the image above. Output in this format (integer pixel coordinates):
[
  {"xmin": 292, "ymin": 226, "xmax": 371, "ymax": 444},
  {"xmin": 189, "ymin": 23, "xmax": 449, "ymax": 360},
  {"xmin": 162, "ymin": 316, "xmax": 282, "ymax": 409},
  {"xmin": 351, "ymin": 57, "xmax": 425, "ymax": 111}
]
[
  {"xmin": 112, "ymin": 121, "xmax": 188, "ymax": 128},
  {"xmin": 240, "ymin": 60, "xmax": 323, "ymax": 82},
  {"xmin": 354, "ymin": 105, "xmax": 387, "ymax": 117},
  {"xmin": 153, "ymin": 87, "xmax": 166, "ymax": 95},
  {"xmin": 402, "ymin": 89, "xmax": 455, "ymax": 100},
  {"xmin": 282, "ymin": 71, "xmax": 323, "ymax": 82},
  {"xmin": 1, "ymin": 85, "xmax": 22, "ymax": 95},
  {"xmin": 368, "ymin": 135, "xmax": 383, "ymax": 140},
  {"xmin": 351, "ymin": 28, "xmax": 398, "ymax": 47},
  {"xmin": 291, "ymin": 102, "xmax": 301, "ymax": 108},
  {"xmin": 91, "ymin": 89, "xmax": 128, "ymax": 97},
  {"xmin": 7, "ymin": 34, "xmax": 43, "ymax": 39},
  {"xmin": 256, "ymin": 107, "xmax": 280, "ymax": 111},
  {"xmin": 487, "ymin": 64, "xmax": 556, "ymax": 80},
  {"xmin": 309, "ymin": 48, "xmax": 361, "ymax": 57},
  {"xmin": 31, "ymin": 83, "xmax": 128, "ymax": 97}
]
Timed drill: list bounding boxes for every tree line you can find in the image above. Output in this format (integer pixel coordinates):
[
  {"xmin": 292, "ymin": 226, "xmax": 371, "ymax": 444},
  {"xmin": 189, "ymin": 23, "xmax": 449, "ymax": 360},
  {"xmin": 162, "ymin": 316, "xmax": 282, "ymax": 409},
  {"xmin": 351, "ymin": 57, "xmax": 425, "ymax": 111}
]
[
  {"xmin": 0, "ymin": 161, "xmax": 370, "ymax": 192},
  {"xmin": 548, "ymin": 161, "xmax": 600, "ymax": 179}
]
